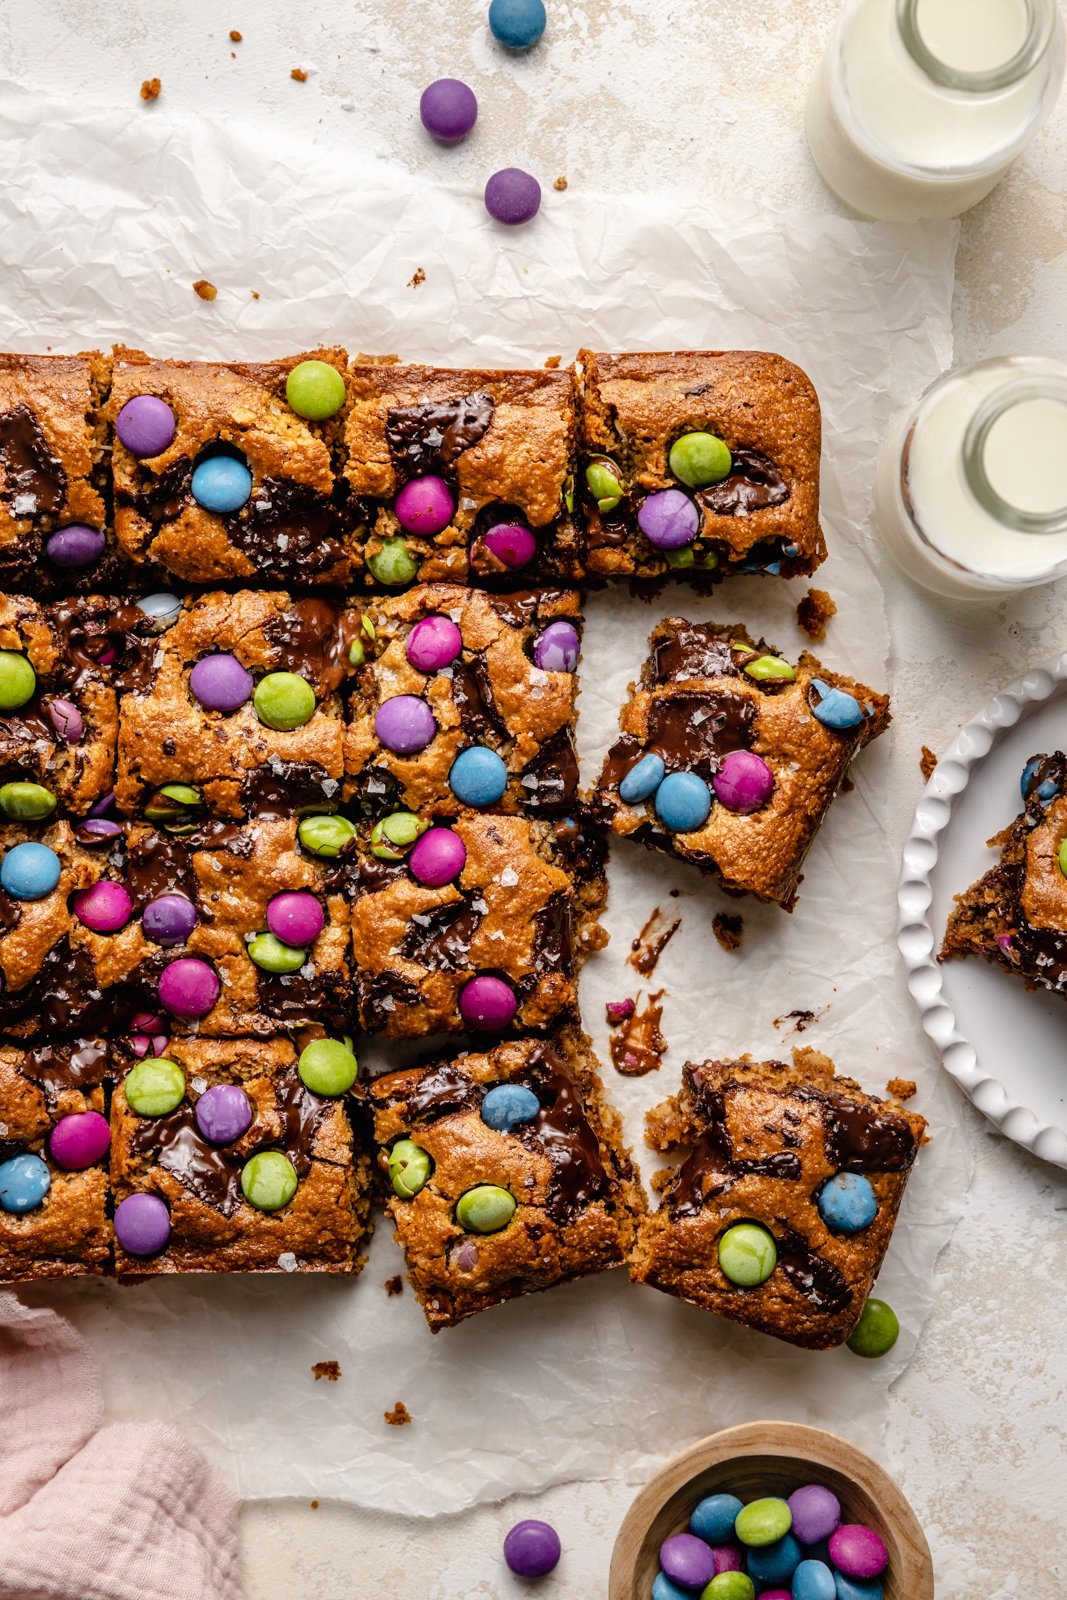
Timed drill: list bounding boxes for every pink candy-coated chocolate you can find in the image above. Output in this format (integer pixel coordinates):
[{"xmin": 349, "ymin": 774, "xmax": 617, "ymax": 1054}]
[
  {"xmin": 459, "ymin": 974, "xmax": 517, "ymax": 1031},
  {"xmin": 395, "ymin": 475, "xmax": 455, "ymax": 535},
  {"xmin": 408, "ymin": 828, "xmax": 467, "ymax": 887},
  {"xmin": 128, "ymin": 1033, "xmax": 169, "ymax": 1059},
  {"xmin": 72, "ymin": 880, "xmax": 133, "ymax": 934},
  {"xmin": 157, "ymin": 957, "xmax": 220, "ymax": 1020},
  {"xmin": 828, "ymin": 1525, "xmax": 889, "ymax": 1580},
  {"xmin": 46, "ymin": 697, "xmax": 84, "ymax": 745},
  {"xmin": 712, "ymin": 749, "xmax": 775, "ymax": 813},
  {"xmin": 757, "ymin": 1591, "xmax": 792, "ymax": 1599},
  {"xmin": 48, "ymin": 1110, "xmax": 111, "ymax": 1171},
  {"xmin": 266, "ymin": 891, "xmax": 324, "ymax": 946},
  {"xmin": 711, "ymin": 1545, "xmax": 744, "ymax": 1574},
  {"xmin": 131, "ymin": 1011, "xmax": 165, "ymax": 1033},
  {"xmin": 482, "ymin": 523, "xmax": 537, "ymax": 569},
  {"xmin": 406, "ymin": 614, "xmax": 463, "ymax": 673}
]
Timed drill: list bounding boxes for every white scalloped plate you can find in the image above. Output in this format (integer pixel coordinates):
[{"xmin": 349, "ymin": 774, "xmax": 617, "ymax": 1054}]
[{"xmin": 899, "ymin": 652, "xmax": 1067, "ymax": 1170}]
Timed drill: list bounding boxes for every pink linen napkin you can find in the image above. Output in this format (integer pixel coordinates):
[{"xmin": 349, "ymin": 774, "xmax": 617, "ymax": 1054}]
[{"xmin": 0, "ymin": 1292, "xmax": 242, "ymax": 1600}]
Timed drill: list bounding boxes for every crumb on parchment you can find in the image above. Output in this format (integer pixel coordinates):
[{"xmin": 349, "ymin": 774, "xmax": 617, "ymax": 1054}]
[
  {"xmin": 920, "ymin": 745, "xmax": 937, "ymax": 782},
  {"xmin": 712, "ymin": 912, "xmax": 743, "ymax": 951},
  {"xmin": 291, "ymin": 67, "xmax": 308, "ymax": 82},
  {"xmin": 311, "ymin": 1360, "xmax": 341, "ymax": 1382},
  {"xmin": 230, "ymin": 29, "xmax": 243, "ymax": 40},
  {"xmin": 310, "ymin": 1499, "xmax": 319, "ymax": 1509},
  {"xmin": 385, "ymin": 1275, "xmax": 403, "ymax": 1296},
  {"xmin": 407, "ymin": 267, "xmax": 426, "ymax": 289},
  {"xmin": 385, "ymin": 1400, "xmax": 412, "ymax": 1427},
  {"xmin": 140, "ymin": 78, "xmax": 161, "ymax": 102},
  {"xmin": 554, "ymin": 176, "xmax": 568, "ymax": 191},
  {"xmin": 887, "ymin": 1077, "xmax": 918, "ymax": 1101},
  {"xmin": 193, "ymin": 279, "xmax": 218, "ymax": 301},
  {"xmin": 796, "ymin": 587, "xmax": 837, "ymax": 641},
  {"xmin": 544, "ymin": 355, "xmax": 562, "ymax": 369}
]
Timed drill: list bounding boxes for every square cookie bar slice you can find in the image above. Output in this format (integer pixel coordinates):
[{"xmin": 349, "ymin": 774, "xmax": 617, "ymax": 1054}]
[
  {"xmin": 117, "ymin": 590, "xmax": 351, "ymax": 820},
  {"xmin": 344, "ymin": 361, "xmax": 582, "ymax": 588},
  {"xmin": 577, "ymin": 349, "xmax": 825, "ymax": 581},
  {"xmin": 0, "ymin": 351, "xmax": 114, "ymax": 593},
  {"xmin": 630, "ymin": 1051, "xmax": 926, "ymax": 1350},
  {"xmin": 109, "ymin": 346, "xmax": 351, "ymax": 585},
  {"xmin": 110, "ymin": 1035, "xmax": 369, "ymax": 1275},
  {"xmin": 0, "ymin": 1038, "xmax": 112, "ymax": 1281},
  {"xmin": 592, "ymin": 617, "xmax": 890, "ymax": 908},
  {"xmin": 367, "ymin": 1028, "xmax": 644, "ymax": 1330},
  {"xmin": 941, "ymin": 750, "xmax": 1067, "ymax": 997},
  {"xmin": 350, "ymin": 810, "xmax": 606, "ymax": 1036},
  {"xmin": 346, "ymin": 584, "xmax": 582, "ymax": 818}
]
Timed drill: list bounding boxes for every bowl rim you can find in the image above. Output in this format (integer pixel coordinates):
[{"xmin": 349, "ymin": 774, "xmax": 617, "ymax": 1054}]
[{"xmin": 608, "ymin": 1420, "xmax": 933, "ymax": 1600}]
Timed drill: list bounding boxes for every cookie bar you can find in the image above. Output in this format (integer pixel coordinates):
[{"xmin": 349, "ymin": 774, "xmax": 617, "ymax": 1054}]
[
  {"xmin": 367, "ymin": 1029, "xmax": 644, "ymax": 1330},
  {"xmin": 577, "ymin": 349, "xmax": 825, "ymax": 581},
  {"xmin": 0, "ymin": 352, "xmax": 113, "ymax": 593},
  {"xmin": 630, "ymin": 1052, "xmax": 926, "ymax": 1350},
  {"xmin": 109, "ymin": 346, "xmax": 352, "ymax": 585},
  {"xmin": 350, "ymin": 810, "xmax": 606, "ymax": 1036},
  {"xmin": 591, "ymin": 617, "xmax": 890, "ymax": 908},
  {"xmin": 343, "ymin": 362, "xmax": 582, "ymax": 588},
  {"xmin": 117, "ymin": 589, "xmax": 352, "ymax": 820},
  {"xmin": 941, "ymin": 751, "xmax": 1067, "ymax": 997},
  {"xmin": 110, "ymin": 1035, "xmax": 370, "ymax": 1275},
  {"xmin": 0, "ymin": 1038, "xmax": 112, "ymax": 1281}
]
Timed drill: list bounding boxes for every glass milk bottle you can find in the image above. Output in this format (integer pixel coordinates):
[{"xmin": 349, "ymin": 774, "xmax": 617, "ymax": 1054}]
[
  {"xmin": 875, "ymin": 357, "xmax": 1067, "ymax": 597},
  {"xmin": 806, "ymin": 0, "xmax": 1065, "ymax": 220}
]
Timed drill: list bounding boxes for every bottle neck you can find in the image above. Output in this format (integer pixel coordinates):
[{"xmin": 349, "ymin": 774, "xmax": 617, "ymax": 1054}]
[
  {"xmin": 897, "ymin": 0, "xmax": 1057, "ymax": 93},
  {"xmin": 962, "ymin": 376, "xmax": 1067, "ymax": 536}
]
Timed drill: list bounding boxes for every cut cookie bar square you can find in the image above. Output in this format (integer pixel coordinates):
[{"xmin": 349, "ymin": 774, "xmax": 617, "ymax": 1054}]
[
  {"xmin": 591, "ymin": 616, "xmax": 890, "ymax": 908},
  {"xmin": 629, "ymin": 1051, "xmax": 926, "ymax": 1350},
  {"xmin": 577, "ymin": 349, "xmax": 825, "ymax": 582},
  {"xmin": 366, "ymin": 1029, "xmax": 644, "ymax": 1330}
]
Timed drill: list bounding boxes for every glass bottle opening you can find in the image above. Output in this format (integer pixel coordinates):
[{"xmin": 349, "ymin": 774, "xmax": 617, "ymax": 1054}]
[
  {"xmin": 962, "ymin": 377, "xmax": 1067, "ymax": 535},
  {"xmin": 898, "ymin": 0, "xmax": 1057, "ymax": 92}
]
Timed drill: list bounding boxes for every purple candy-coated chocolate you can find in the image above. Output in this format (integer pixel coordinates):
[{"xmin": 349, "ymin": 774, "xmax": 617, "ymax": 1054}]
[
  {"xmin": 88, "ymin": 791, "xmax": 117, "ymax": 818},
  {"xmin": 637, "ymin": 489, "xmax": 700, "ymax": 549},
  {"xmin": 77, "ymin": 818, "xmax": 124, "ymax": 842},
  {"xmin": 712, "ymin": 1545, "xmax": 744, "ymax": 1575},
  {"xmin": 788, "ymin": 1485, "xmax": 842, "ymax": 1546},
  {"xmin": 158, "ymin": 957, "xmax": 220, "ymax": 1020},
  {"xmin": 49, "ymin": 1110, "xmax": 111, "ymax": 1171},
  {"xmin": 459, "ymin": 974, "xmax": 517, "ymax": 1031},
  {"xmin": 142, "ymin": 893, "xmax": 198, "ymax": 947},
  {"xmin": 129, "ymin": 1031, "xmax": 170, "ymax": 1059},
  {"xmin": 131, "ymin": 1010, "xmax": 165, "ymax": 1032},
  {"xmin": 408, "ymin": 827, "xmax": 467, "ymax": 887},
  {"xmin": 374, "ymin": 694, "xmax": 438, "ymax": 755},
  {"xmin": 482, "ymin": 523, "xmax": 537, "ymax": 568},
  {"xmin": 484, "ymin": 167, "xmax": 542, "ymax": 225},
  {"xmin": 266, "ymin": 890, "xmax": 324, "ymax": 946},
  {"xmin": 195, "ymin": 1084, "xmax": 253, "ymax": 1146},
  {"xmin": 757, "ymin": 1591, "xmax": 792, "ymax": 1599},
  {"xmin": 419, "ymin": 77, "xmax": 478, "ymax": 142},
  {"xmin": 406, "ymin": 614, "xmax": 463, "ymax": 672},
  {"xmin": 72, "ymin": 880, "xmax": 133, "ymax": 934},
  {"xmin": 189, "ymin": 652, "xmax": 254, "ymax": 713},
  {"xmin": 116, "ymin": 394, "xmax": 177, "ymax": 457},
  {"xmin": 712, "ymin": 749, "xmax": 775, "ymax": 813},
  {"xmin": 828, "ymin": 1526, "xmax": 888, "ymax": 1581},
  {"xmin": 659, "ymin": 1533, "xmax": 716, "ymax": 1589},
  {"xmin": 96, "ymin": 646, "xmax": 117, "ymax": 666},
  {"xmin": 503, "ymin": 1520, "xmax": 561, "ymax": 1579},
  {"xmin": 47, "ymin": 697, "xmax": 84, "ymax": 745},
  {"xmin": 114, "ymin": 1192, "xmax": 171, "ymax": 1257},
  {"xmin": 395, "ymin": 475, "xmax": 455, "ymax": 535},
  {"xmin": 533, "ymin": 619, "xmax": 580, "ymax": 672},
  {"xmin": 46, "ymin": 525, "xmax": 106, "ymax": 570}
]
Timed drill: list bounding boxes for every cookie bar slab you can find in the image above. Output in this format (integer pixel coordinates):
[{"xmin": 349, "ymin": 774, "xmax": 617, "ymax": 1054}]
[
  {"xmin": 578, "ymin": 349, "xmax": 824, "ymax": 581},
  {"xmin": 592, "ymin": 617, "xmax": 889, "ymax": 908},
  {"xmin": 0, "ymin": 1038, "xmax": 112, "ymax": 1281},
  {"xmin": 109, "ymin": 346, "xmax": 351, "ymax": 585},
  {"xmin": 0, "ymin": 352, "xmax": 113, "ymax": 593},
  {"xmin": 110, "ymin": 1036, "xmax": 370, "ymax": 1276},
  {"xmin": 630, "ymin": 1052, "xmax": 926, "ymax": 1350},
  {"xmin": 367, "ymin": 1029, "xmax": 644, "ymax": 1330},
  {"xmin": 344, "ymin": 362, "xmax": 582, "ymax": 588},
  {"xmin": 350, "ymin": 810, "xmax": 606, "ymax": 1036},
  {"xmin": 117, "ymin": 589, "xmax": 351, "ymax": 820},
  {"xmin": 346, "ymin": 584, "xmax": 582, "ymax": 818}
]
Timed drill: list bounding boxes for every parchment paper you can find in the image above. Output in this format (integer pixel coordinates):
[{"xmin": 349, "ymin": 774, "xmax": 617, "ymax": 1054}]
[{"xmin": 1, "ymin": 87, "xmax": 968, "ymax": 1511}]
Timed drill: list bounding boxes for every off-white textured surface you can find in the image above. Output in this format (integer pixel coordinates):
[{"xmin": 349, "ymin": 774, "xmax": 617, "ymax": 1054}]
[{"xmin": 2, "ymin": 0, "xmax": 1065, "ymax": 1594}]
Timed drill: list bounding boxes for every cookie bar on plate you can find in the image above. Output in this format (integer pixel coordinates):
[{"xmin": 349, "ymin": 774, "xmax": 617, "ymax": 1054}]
[
  {"xmin": 629, "ymin": 1051, "xmax": 926, "ymax": 1350},
  {"xmin": 591, "ymin": 616, "xmax": 890, "ymax": 908}
]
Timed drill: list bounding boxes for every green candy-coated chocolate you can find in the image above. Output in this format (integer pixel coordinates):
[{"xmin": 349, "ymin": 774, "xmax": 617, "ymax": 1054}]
[
  {"xmin": 388, "ymin": 1139, "xmax": 433, "ymax": 1199},
  {"xmin": 744, "ymin": 654, "xmax": 797, "ymax": 684},
  {"xmin": 700, "ymin": 1574, "xmax": 755, "ymax": 1600},
  {"xmin": 253, "ymin": 672, "xmax": 316, "ymax": 731},
  {"xmin": 144, "ymin": 783, "xmax": 204, "ymax": 829},
  {"xmin": 368, "ymin": 537, "xmax": 419, "ymax": 587},
  {"xmin": 665, "ymin": 547, "xmax": 696, "ymax": 569},
  {"xmin": 125, "ymin": 1057, "xmax": 186, "ymax": 1117},
  {"xmin": 734, "ymin": 1496, "xmax": 792, "ymax": 1548},
  {"xmin": 669, "ymin": 430, "xmax": 732, "ymax": 488},
  {"xmin": 247, "ymin": 932, "xmax": 306, "ymax": 973},
  {"xmin": 241, "ymin": 1150, "xmax": 298, "ymax": 1212},
  {"xmin": 847, "ymin": 1296, "xmax": 900, "ymax": 1358},
  {"xmin": 285, "ymin": 359, "xmax": 346, "ymax": 421},
  {"xmin": 297, "ymin": 814, "xmax": 355, "ymax": 858},
  {"xmin": 298, "ymin": 1038, "xmax": 358, "ymax": 1096},
  {"xmin": 1058, "ymin": 838, "xmax": 1067, "ymax": 880},
  {"xmin": 456, "ymin": 1183, "xmax": 516, "ymax": 1234},
  {"xmin": 370, "ymin": 811, "xmax": 427, "ymax": 860},
  {"xmin": 585, "ymin": 458, "xmax": 623, "ymax": 512},
  {"xmin": 718, "ymin": 1222, "xmax": 777, "ymax": 1287},
  {"xmin": 0, "ymin": 782, "xmax": 56, "ymax": 821},
  {"xmin": 348, "ymin": 639, "xmax": 366, "ymax": 667},
  {"xmin": 0, "ymin": 651, "xmax": 36, "ymax": 711}
]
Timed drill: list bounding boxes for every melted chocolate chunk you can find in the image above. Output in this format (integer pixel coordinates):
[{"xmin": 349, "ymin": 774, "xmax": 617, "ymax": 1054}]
[
  {"xmin": 127, "ymin": 458, "xmax": 193, "ymax": 523},
  {"xmin": 361, "ymin": 971, "xmax": 425, "ymax": 1031},
  {"xmin": 23, "ymin": 1038, "xmax": 108, "ymax": 1091},
  {"xmin": 815, "ymin": 1091, "xmax": 919, "ymax": 1173},
  {"xmin": 47, "ymin": 597, "xmax": 157, "ymax": 696},
  {"xmin": 451, "ymin": 656, "xmax": 508, "ymax": 742},
  {"xmin": 0, "ymin": 406, "xmax": 66, "ymax": 521},
  {"xmin": 696, "ymin": 448, "xmax": 790, "ymax": 516},
  {"xmin": 264, "ymin": 597, "xmax": 348, "ymax": 694},
  {"xmin": 529, "ymin": 891, "xmax": 572, "ymax": 975},
  {"xmin": 126, "ymin": 823, "xmax": 252, "ymax": 905},
  {"xmin": 225, "ymin": 480, "xmax": 348, "ymax": 581},
  {"xmin": 777, "ymin": 1227, "xmax": 852, "ymax": 1313},
  {"xmin": 669, "ymin": 1079, "xmax": 804, "ymax": 1216},
  {"xmin": 238, "ymin": 761, "xmax": 338, "ymax": 819},
  {"xmin": 0, "ymin": 1139, "xmax": 23, "ymax": 1163},
  {"xmin": 0, "ymin": 938, "xmax": 113, "ymax": 1034},
  {"xmin": 652, "ymin": 622, "xmax": 740, "ymax": 684},
  {"xmin": 345, "ymin": 764, "xmax": 401, "ymax": 820},
  {"xmin": 130, "ymin": 1103, "xmax": 242, "ymax": 1214},
  {"xmin": 386, "ymin": 392, "xmax": 495, "ymax": 483},
  {"xmin": 398, "ymin": 894, "xmax": 483, "ymax": 971},
  {"xmin": 393, "ymin": 1061, "xmax": 481, "ymax": 1121},
  {"xmin": 512, "ymin": 1044, "xmax": 608, "ymax": 1219},
  {"xmin": 275, "ymin": 1064, "xmax": 330, "ymax": 1176},
  {"xmin": 517, "ymin": 728, "xmax": 579, "ymax": 812},
  {"xmin": 644, "ymin": 691, "xmax": 755, "ymax": 778},
  {"xmin": 0, "ymin": 697, "xmax": 57, "ymax": 761},
  {"xmin": 0, "ymin": 890, "xmax": 23, "ymax": 935},
  {"xmin": 485, "ymin": 590, "xmax": 567, "ymax": 630},
  {"xmin": 255, "ymin": 965, "xmax": 347, "ymax": 1032}
]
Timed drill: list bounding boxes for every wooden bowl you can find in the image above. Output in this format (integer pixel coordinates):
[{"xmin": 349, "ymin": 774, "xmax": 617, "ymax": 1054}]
[{"xmin": 609, "ymin": 1421, "xmax": 933, "ymax": 1600}]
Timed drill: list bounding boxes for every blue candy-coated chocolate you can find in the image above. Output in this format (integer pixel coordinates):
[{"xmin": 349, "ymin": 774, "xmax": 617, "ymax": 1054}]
[
  {"xmin": 488, "ymin": 0, "xmax": 546, "ymax": 49},
  {"xmin": 817, "ymin": 1172, "xmax": 878, "ymax": 1233},
  {"xmin": 690, "ymin": 1494, "xmax": 744, "ymax": 1545},
  {"xmin": 651, "ymin": 1574, "xmax": 692, "ymax": 1600},
  {"xmin": 190, "ymin": 455, "xmax": 253, "ymax": 514},
  {"xmin": 448, "ymin": 745, "xmax": 508, "ymax": 807},
  {"xmin": 792, "ymin": 1560, "xmax": 837, "ymax": 1600},
  {"xmin": 1, "ymin": 841, "xmax": 61, "ymax": 900},
  {"xmin": 480, "ymin": 1083, "xmax": 540, "ymax": 1132},
  {"xmin": 0, "ymin": 1152, "xmax": 51, "ymax": 1214},
  {"xmin": 1021, "ymin": 756, "xmax": 1061, "ymax": 803},
  {"xmin": 654, "ymin": 771, "xmax": 712, "ymax": 833},
  {"xmin": 745, "ymin": 1533, "xmax": 802, "ymax": 1587},
  {"xmin": 833, "ymin": 1575, "xmax": 884, "ymax": 1600},
  {"xmin": 619, "ymin": 752, "xmax": 666, "ymax": 805},
  {"xmin": 810, "ymin": 679, "xmax": 865, "ymax": 731}
]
